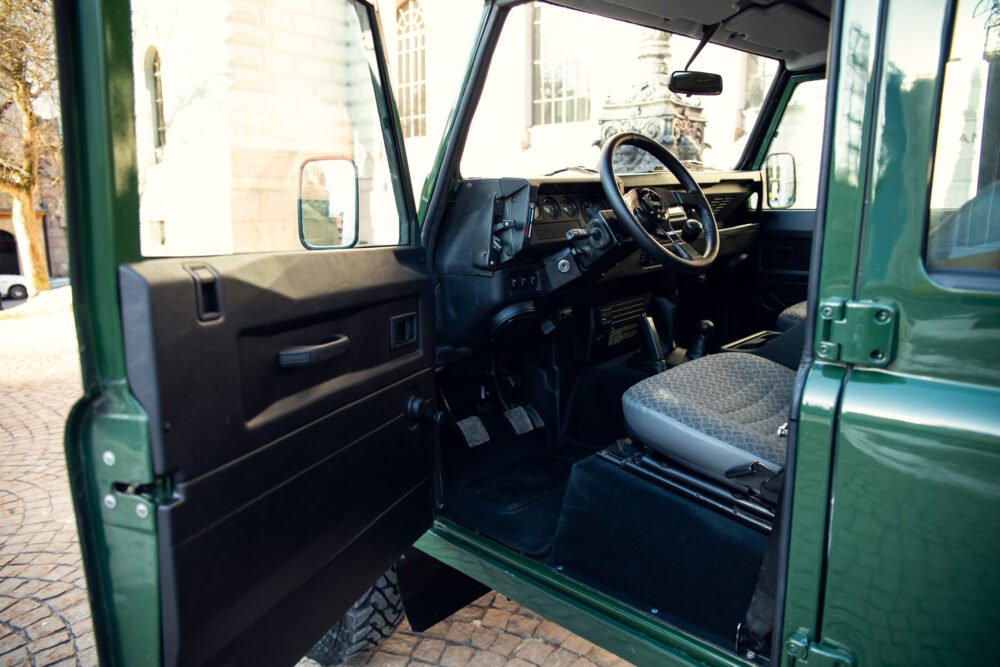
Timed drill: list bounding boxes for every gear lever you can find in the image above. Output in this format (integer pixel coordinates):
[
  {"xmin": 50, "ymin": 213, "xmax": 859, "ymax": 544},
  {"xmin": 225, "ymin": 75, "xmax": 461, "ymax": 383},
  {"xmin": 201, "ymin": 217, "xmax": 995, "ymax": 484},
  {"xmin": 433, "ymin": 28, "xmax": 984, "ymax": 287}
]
[
  {"xmin": 686, "ymin": 319, "xmax": 714, "ymax": 360},
  {"xmin": 630, "ymin": 314, "xmax": 668, "ymax": 374}
]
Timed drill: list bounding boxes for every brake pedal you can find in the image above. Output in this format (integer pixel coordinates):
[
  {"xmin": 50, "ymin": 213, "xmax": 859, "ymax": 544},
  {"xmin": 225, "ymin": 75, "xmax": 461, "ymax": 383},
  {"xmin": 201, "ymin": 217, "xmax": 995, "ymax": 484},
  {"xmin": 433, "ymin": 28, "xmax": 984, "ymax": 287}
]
[
  {"xmin": 504, "ymin": 405, "xmax": 544, "ymax": 435},
  {"xmin": 456, "ymin": 416, "xmax": 490, "ymax": 447}
]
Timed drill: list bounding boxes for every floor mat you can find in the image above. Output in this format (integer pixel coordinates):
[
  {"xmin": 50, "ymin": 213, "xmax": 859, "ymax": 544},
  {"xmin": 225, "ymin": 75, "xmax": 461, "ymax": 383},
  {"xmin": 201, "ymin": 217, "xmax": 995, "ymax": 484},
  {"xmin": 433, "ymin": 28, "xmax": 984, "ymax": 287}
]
[{"xmin": 445, "ymin": 445, "xmax": 589, "ymax": 556}]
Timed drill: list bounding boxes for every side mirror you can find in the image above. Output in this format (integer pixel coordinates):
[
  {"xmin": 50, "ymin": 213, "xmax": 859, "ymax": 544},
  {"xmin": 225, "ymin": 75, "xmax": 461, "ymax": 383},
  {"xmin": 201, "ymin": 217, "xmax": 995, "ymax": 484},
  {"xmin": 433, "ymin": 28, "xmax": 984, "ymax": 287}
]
[
  {"xmin": 668, "ymin": 71, "xmax": 723, "ymax": 96},
  {"xmin": 765, "ymin": 152, "xmax": 797, "ymax": 209},
  {"xmin": 298, "ymin": 158, "xmax": 359, "ymax": 248}
]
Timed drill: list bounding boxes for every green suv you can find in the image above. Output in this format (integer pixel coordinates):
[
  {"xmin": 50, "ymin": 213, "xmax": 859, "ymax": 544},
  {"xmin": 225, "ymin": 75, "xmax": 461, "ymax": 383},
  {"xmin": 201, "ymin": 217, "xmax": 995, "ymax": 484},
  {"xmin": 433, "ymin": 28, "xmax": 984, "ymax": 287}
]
[{"xmin": 55, "ymin": 0, "xmax": 999, "ymax": 665}]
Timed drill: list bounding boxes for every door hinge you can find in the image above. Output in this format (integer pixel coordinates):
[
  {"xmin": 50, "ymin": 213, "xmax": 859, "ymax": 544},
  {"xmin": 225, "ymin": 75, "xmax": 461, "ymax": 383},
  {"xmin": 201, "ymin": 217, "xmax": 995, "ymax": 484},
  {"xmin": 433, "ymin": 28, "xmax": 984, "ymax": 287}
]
[
  {"xmin": 815, "ymin": 298, "xmax": 897, "ymax": 368},
  {"xmin": 784, "ymin": 631, "xmax": 855, "ymax": 667}
]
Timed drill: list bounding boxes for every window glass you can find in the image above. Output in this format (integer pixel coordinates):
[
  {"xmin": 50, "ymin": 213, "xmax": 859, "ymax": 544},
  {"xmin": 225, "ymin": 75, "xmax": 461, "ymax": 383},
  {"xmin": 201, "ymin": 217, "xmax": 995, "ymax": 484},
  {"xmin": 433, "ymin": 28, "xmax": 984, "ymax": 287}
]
[
  {"xmin": 396, "ymin": 0, "xmax": 427, "ymax": 138},
  {"xmin": 131, "ymin": 0, "xmax": 404, "ymax": 257},
  {"xmin": 926, "ymin": 0, "xmax": 1000, "ymax": 273},
  {"xmin": 765, "ymin": 78, "xmax": 828, "ymax": 209},
  {"xmin": 531, "ymin": 3, "xmax": 591, "ymax": 125},
  {"xmin": 462, "ymin": 2, "xmax": 777, "ymax": 177}
]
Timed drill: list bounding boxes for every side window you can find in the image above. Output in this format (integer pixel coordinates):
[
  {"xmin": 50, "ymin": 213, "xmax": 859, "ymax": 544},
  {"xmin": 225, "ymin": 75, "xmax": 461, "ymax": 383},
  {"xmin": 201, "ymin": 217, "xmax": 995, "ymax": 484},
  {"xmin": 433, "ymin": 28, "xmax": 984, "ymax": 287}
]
[
  {"xmin": 130, "ymin": 0, "xmax": 405, "ymax": 257},
  {"xmin": 765, "ymin": 78, "xmax": 828, "ymax": 209},
  {"xmin": 926, "ymin": 0, "xmax": 1000, "ymax": 274}
]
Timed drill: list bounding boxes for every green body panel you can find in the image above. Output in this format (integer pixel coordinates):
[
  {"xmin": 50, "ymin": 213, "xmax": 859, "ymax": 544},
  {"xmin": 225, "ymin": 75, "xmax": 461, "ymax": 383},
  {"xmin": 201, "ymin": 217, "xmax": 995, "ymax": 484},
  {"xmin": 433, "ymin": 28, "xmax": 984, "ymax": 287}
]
[
  {"xmin": 822, "ymin": 372, "xmax": 1000, "ymax": 664},
  {"xmin": 64, "ymin": 386, "xmax": 160, "ymax": 666},
  {"xmin": 417, "ymin": 520, "xmax": 752, "ymax": 667},
  {"xmin": 781, "ymin": 363, "xmax": 845, "ymax": 646},
  {"xmin": 816, "ymin": 0, "xmax": 1000, "ymax": 663},
  {"xmin": 53, "ymin": 0, "xmax": 159, "ymax": 665},
  {"xmin": 782, "ymin": 0, "xmax": 886, "ymax": 652},
  {"xmin": 809, "ymin": 0, "xmax": 884, "ymax": 309}
]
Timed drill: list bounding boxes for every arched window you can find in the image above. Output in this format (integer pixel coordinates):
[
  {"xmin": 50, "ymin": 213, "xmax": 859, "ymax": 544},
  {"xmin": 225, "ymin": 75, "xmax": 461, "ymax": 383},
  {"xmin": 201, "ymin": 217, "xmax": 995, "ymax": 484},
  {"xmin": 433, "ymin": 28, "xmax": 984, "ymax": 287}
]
[
  {"xmin": 396, "ymin": 1, "xmax": 426, "ymax": 138},
  {"xmin": 145, "ymin": 48, "xmax": 166, "ymax": 153}
]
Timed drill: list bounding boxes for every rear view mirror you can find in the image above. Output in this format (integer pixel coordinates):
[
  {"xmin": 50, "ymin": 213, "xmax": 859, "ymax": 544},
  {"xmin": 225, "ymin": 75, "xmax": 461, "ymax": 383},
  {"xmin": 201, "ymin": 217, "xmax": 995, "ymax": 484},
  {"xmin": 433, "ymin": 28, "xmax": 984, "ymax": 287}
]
[
  {"xmin": 765, "ymin": 152, "xmax": 797, "ymax": 209},
  {"xmin": 298, "ymin": 158, "xmax": 359, "ymax": 248},
  {"xmin": 668, "ymin": 71, "xmax": 723, "ymax": 96}
]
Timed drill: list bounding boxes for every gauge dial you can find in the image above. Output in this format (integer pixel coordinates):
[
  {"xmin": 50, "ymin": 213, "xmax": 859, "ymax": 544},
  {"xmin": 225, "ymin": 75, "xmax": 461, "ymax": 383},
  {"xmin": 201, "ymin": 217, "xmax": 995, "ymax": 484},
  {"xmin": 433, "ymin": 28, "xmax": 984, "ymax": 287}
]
[
  {"xmin": 540, "ymin": 197, "xmax": 560, "ymax": 220},
  {"xmin": 560, "ymin": 196, "xmax": 579, "ymax": 218}
]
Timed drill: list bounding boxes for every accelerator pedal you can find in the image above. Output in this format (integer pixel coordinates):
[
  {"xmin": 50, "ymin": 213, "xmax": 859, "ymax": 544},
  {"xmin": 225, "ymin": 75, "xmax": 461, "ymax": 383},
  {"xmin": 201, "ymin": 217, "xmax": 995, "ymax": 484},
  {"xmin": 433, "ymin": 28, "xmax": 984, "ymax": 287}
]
[{"xmin": 456, "ymin": 416, "xmax": 490, "ymax": 448}]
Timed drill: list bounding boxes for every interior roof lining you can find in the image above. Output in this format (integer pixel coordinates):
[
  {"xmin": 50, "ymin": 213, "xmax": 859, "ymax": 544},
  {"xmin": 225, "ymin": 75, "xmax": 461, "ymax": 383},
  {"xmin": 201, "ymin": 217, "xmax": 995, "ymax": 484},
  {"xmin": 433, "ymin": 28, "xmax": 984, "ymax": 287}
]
[{"xmin": 545, "ymin": 0, "xmax": 831, "ymax": 72}]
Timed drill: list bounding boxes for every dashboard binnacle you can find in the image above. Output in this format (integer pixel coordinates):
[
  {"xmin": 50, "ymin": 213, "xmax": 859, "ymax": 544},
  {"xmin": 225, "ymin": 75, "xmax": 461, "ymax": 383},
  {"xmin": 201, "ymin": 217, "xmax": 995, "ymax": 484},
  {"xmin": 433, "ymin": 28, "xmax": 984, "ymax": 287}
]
[{"xmin": 433, "ymin": 171, "xmax": 761, "ymax": 346}]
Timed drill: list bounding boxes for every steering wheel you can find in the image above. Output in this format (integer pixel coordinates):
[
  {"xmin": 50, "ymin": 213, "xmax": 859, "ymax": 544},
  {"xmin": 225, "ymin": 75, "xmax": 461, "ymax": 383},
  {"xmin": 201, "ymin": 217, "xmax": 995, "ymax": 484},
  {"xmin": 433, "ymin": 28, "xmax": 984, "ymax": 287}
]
[{"xmin": 599, "ymin": 132, "xmax": 720, "ymax": 273}]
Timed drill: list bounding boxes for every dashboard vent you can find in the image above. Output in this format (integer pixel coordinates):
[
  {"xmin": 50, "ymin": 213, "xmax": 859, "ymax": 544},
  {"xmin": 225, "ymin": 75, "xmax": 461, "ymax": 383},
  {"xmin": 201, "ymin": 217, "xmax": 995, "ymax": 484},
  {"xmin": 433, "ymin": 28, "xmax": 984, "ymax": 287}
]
[
  {"xmin": 600, "ymin": 296, "xmax": 646, "ymax": 325},
  {"xmin": 709, "ymin": 195, "xmax": 736, "ymax": 215}
]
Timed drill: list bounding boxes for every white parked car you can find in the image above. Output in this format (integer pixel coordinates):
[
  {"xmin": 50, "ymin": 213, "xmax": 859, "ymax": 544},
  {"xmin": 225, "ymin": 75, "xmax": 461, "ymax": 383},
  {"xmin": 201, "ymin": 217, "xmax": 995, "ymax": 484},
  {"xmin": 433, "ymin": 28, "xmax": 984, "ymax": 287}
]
[{"xmin": 0, "ymin": 274, "xmax": 29, "ymax": 300}]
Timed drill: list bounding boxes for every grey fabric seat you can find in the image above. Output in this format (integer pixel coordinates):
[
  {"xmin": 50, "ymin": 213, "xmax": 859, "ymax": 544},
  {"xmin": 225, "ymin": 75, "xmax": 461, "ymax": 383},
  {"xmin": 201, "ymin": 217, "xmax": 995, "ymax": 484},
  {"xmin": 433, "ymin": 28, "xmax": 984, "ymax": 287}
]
[
  {"xmin": 776, "ymin": 301, "xmax": 808, "ymax": 332},
  {"xmin": 622, "ymin": 352, "xmax": 795, "ymax": 486}
]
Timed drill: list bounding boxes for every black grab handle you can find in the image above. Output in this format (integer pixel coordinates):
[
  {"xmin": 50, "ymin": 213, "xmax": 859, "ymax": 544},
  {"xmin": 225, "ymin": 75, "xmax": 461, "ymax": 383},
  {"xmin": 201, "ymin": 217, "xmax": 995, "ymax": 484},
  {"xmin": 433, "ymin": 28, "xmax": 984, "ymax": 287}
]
[{"xmin": 278, "ymin": 334, "xmax": 350, "ymax": 368}]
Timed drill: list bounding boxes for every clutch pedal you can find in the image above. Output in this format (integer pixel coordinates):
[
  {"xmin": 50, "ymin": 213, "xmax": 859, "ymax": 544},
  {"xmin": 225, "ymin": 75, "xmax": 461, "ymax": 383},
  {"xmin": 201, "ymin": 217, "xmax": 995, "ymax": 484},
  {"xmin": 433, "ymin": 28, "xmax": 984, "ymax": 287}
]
[{"xmin": 456, "ymin": 416, "xmax": 490, "ymax": 447}]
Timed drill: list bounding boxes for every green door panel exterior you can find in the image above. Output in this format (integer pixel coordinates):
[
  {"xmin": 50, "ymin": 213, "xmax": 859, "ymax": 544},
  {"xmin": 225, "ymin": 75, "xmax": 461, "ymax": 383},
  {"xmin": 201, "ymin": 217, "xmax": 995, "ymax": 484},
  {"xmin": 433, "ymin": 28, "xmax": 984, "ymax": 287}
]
[
  {"xmin": 781, "ymin": 363, "xmax": 845, "ymax": 647},
  {"xmin": 416, "ymin": 520, "xmax": 753, "ymax": 667},
  {"xmin": 821, "ymin": 372, "xmax": 1000, "ymax": 664},
  {"xmin": 818, "ymin": 0, "xmax": 1000, "ymax": 664},
  {"xmin": 54, "ymin": 0, "xmax": 161, "ymax": 664},
  {"xmin": 783, "ymin": 0, "xmax": 886, "ymax": 653},
  {"xmin": 853, "ymin": 0, "xmax": 1000, "ymax": 388},
  {"xmin": 809, "ymin": 0, "xmax": 885, "ymax": 313}
]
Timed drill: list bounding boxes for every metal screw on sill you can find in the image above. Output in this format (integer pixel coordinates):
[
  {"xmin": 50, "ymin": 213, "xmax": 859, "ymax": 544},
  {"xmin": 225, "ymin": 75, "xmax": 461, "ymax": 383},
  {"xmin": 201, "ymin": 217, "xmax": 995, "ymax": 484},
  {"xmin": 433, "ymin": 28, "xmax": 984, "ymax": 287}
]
[
  {"xmin": 103, "ymin": 494, "xmax": 117, "ymax": 510},
  {"xmin": 102, "ymin": 450, "xmax": 116, "ymax": 466}
]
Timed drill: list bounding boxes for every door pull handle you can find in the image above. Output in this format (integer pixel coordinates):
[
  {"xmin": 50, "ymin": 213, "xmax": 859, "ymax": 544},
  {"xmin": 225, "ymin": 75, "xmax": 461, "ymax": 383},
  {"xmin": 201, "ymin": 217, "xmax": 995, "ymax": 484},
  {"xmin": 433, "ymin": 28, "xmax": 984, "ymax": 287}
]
[{"xmin": 278, "ymin": 334, "xmax": 350, "ymax": 368}]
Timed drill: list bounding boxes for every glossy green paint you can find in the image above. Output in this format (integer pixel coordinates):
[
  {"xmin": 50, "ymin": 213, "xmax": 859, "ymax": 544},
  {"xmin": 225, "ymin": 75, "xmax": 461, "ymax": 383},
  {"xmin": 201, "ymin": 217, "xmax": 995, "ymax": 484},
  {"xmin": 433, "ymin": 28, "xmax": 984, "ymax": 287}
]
[
  {"xmin": 854, "ymin": 0, "xmax": 1000, "ymax": 387},
  {"xmin": 780, "ymin": 363, "xmax": 845, "ymax": 647},
  {"xmin": 817, "ymin": 0, "xmax": 1000, "ymax": 663},
  {"xmin": 811, "ymin": 0, "xmax": 885, "ymax": 307},
  {"xmin": 54, "ymin": 0, "xmax": 160, "ymax": 664},
  {"xmin": 781, "ymin": 0, "xmax": 886, "ymax": 654},
  {"xmin": 417, "ymin": 519, "xmax": 752, "ymax": 667},
  {"xmin": 64, "ymin": 385, "xmax": 160, "ymax": 666},
  {"xmin": 823, "ymin": 372, "xmax": 1000, "ymax": 664}
]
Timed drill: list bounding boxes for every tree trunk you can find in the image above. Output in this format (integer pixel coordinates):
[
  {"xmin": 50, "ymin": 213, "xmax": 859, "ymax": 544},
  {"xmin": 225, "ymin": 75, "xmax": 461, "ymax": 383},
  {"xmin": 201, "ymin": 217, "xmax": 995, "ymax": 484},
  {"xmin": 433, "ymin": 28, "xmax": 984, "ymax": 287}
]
[{"xmin": 10, "ymin": 190, "xmax": 50, "ymax": 294}]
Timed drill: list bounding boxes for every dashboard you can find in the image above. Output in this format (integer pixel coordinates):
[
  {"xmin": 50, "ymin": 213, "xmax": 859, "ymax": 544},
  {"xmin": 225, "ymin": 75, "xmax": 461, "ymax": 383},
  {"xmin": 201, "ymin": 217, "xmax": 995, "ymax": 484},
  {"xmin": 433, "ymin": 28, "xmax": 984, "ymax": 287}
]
[{"xmin": 433, "ymin": 171, "xmax": 762, "ymax": 348}]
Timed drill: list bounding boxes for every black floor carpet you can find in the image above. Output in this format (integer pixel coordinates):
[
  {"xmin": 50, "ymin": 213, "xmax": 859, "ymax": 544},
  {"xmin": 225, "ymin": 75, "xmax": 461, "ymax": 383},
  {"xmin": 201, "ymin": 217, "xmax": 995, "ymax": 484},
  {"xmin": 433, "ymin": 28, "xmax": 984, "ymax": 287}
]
[{"xmin": 440, "ymin": 411, "xmax": 593, "ymax": 556}]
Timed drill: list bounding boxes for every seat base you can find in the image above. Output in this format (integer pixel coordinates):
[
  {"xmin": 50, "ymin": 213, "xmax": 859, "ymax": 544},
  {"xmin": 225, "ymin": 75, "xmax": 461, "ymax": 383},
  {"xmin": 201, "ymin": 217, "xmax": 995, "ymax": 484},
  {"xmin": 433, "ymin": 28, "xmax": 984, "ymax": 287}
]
[{"xmin": 622, "ymin": 352, "xmax": 795, "ymax": 489}]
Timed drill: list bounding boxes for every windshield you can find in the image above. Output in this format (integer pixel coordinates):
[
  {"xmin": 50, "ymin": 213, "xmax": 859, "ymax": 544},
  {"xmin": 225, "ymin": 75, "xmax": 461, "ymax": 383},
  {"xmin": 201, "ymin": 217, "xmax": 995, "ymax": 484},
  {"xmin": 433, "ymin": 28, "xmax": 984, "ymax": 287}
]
[{"xmin": 462, "ymin": 2, "xmax": 778, "ymax": 177}]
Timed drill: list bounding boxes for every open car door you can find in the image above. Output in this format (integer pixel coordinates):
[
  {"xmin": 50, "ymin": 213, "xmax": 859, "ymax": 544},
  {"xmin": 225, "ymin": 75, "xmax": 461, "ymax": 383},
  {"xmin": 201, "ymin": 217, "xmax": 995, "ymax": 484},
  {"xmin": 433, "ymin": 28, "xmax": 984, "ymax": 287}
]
[{"xmin": 56, "ymin": 1, "xmax": 436, "ymax": 665}]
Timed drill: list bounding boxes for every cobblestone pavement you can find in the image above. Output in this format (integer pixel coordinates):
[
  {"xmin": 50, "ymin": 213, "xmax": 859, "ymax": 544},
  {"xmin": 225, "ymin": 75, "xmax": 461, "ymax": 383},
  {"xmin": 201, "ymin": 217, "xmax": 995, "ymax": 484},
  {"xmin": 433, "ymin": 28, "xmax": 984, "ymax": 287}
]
[
  {"xmin": 0, "ymin": 290, "xmax": 631, "ymax": 667},
  {"xmin": 0, "ymin": 291, "xmax": 95, "ymax": 667}
]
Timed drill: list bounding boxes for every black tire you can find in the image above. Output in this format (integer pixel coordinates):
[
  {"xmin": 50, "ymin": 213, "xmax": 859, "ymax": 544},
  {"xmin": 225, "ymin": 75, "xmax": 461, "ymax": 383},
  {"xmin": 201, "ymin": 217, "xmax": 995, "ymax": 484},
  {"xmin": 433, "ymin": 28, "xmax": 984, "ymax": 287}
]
[
  {"xmin": 8, "ymin": 284, "xmax": 27, "ymax": 300},
  {"xmin": 306, "ymin": 568, "xmax": 405, "ymax": 666}
]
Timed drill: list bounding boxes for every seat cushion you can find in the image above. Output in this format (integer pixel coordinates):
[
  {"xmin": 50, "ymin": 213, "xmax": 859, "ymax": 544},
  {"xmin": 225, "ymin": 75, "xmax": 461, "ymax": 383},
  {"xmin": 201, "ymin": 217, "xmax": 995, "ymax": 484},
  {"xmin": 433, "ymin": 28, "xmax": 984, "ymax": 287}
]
[
  {"xmin": 622, "ymin": 353, "xmax": 795, "ymax": 482},
  {"xmin": 776, "ymin": 300, "xmax": 808, "ymax": 332}
]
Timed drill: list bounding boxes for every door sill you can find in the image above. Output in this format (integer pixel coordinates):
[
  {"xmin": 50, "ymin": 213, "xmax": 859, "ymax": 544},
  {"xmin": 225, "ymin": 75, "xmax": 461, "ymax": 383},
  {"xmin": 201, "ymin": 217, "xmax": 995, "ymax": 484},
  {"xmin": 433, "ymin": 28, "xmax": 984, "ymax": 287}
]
[{"xmin": 416, "ymin": 517, "xmax": 754, "ymax": 667}]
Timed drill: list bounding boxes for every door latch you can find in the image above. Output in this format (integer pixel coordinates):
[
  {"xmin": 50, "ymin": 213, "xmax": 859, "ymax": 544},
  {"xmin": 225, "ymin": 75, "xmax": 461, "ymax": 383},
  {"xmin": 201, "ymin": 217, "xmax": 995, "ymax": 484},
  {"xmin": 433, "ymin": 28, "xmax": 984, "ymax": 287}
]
[{"xmin": 784, "ymin": 631, "xmax": 855, "ymax": 667}]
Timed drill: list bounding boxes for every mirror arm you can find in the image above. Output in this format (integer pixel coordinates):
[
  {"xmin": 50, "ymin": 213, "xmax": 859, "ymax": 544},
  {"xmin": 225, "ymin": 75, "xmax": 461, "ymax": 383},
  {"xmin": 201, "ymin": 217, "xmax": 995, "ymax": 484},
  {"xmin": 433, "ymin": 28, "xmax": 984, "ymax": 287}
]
[{"xmin": 684, "ymin": 22, "xmax": 722, "ymax": 71}]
